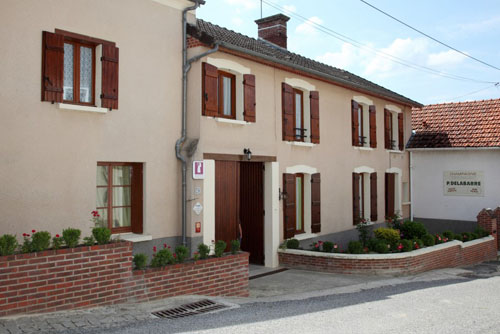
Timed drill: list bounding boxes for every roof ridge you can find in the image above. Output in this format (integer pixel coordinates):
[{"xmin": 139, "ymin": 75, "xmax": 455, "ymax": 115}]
[{"xmin": 414, "ymin": 97, "xmax": 500, "ymax": 109}]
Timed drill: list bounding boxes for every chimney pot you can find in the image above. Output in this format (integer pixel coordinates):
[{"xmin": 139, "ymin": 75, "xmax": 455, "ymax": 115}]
[{"xmin": 255, "ymin": 13, "xmax": 290, "ymax": 49}]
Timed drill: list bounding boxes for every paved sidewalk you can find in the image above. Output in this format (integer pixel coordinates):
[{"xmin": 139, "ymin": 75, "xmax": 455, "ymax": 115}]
[{"xmin": 1, "ymin": 262, "xmax": 497, "ymax": 334}]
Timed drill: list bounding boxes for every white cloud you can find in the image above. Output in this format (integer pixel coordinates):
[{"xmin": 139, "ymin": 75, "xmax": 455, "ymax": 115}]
[
  {"xmin": 458, "ymin": 16, "xmax": 500, "ymax": 33},
  {"xmin": 283, "ymin": 4, "xmax": 297, "ymax": 13},
  {"xmin": 295, "ymin": 16, "xmax": 323, "ymax": 35},
  {"xmin": 231, "ymin": 17, "xmax": 244, "ymax": 26},
  {"xmin": 316, "ymin": 43, "xmax": 360, "ymax": 69},
  {"xmin": 427, "ymin": 50, "xmax": 467, "ymax": 67},
  {"xmin": 224, "ymin": 0, "xmax": 258, "ymax": 10}
]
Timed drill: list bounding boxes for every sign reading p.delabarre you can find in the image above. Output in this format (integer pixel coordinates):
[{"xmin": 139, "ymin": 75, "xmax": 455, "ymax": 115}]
[{"xmin": 444, "ymin": 171, "xmax": 484, "ymax": 197}]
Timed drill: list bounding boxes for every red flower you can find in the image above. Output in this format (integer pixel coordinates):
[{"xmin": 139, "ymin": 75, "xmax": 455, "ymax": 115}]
[
  {"xmin": 397, "ymin": 244, "xmax": 403, "ymax": 250},
  {"xmin": 168, "ymin": 246, "xmax": 171, "ymax": 249},
  {"xmin": 32, "ymin": 230, "xmax": 36, "ymax": 233},
  {"xmin": 173, "ymin": 253, "xmax": 177, "ymax": 258},
  {"xmin": 163, "ymin": 243, "xmax": 167, "ymax": 249},
  {"xmin": 315, "ymin": 243, "xmax": 319, "ymax": 248},
  {"xmin": 22, "ymin": 233, "xmax": 27, "ymax": 237},
  {"xmin": 26, "ymin": 234, "xmax": 30, "ymax": 237},
  {"xmin": 55, "ymin": 234, "xmax": 60, "ymax": 238},
  {"xmin": 153, "ymin": 246, "xmax": 157, "ymax": 252}
]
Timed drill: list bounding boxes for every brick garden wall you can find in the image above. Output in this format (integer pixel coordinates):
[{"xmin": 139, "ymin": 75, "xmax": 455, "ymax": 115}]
[
  {"xmin": 278, "ymin": 236, "xmax": 497, "ymax": 276},
  {"xmin": 0, "ymin": 242, "xmax": 249, "ymax": 317}
]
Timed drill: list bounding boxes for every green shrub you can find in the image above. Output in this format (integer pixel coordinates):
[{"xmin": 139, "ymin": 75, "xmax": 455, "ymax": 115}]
[
  {"xmin": 322, "ymin": 241, "xmax": 334, "ymax": 253},
  {"xmin": 21, "ymin": 233, "xmax": 32, "ymax": 253},
  {"xmin": 52, "ymin": 234, "xmax": 63, "ymax": 250},
  {"xmin": 133, "ymin": 253, "xmax": 147, "ymax": 270},
  {"xmin": 214, "ymin": 240, "xmax": 226, "ymax": 257},
  {"xmin": 62, "ymin": 228, "xmax": 81, "ymax": 248},
  {"xmin": 470, "ymin": 232, "xmax": 479, "ymax": 240},
  {"xmin": 442, "ymin": 230, "xmax": 454, "ymax": 240},
  {"xmin": 400, "ymin": 239, "xmax": 413, "ymax": 252},
  {"xmin": 474, "ymin": 227, "xmax": 490, "ymax": 238},
  {"xmin": 193, "ymin": 252, "xmax": 200, "ymax": 261},
  {"xmin": 348, "ymin": 240, "xmax": 363, "ymax": 254},
  {"xmin": 31, "ymin": 231, "xmax": 51, "ymax": 252},
  {"xmin": 286, "ymin": 238, "xmax": 300, "ymax": 249},
  {"xmin": 413, "ymin": 238, "xmax": 424, "ymax": 250},
  {"xmin": 198, "ymin": 243, "xmax": 210, "ymax": 259},
  {"xmin": 230, "ymin": 240, "xmax": 240, "ymax": 254},
  {"xmin": 399, "ymin": 221, "xmax": 427, "ymax": 240},
  {"xmin": 92, "ymin": 227, "xmax": 111, "ymax": 245},
  {"xmin": 151, "ymin": 248, "xmax": 174, "ymax": 267},
  {"xmin": 356, "ymin": 222, "xmax": 372, "ymax": 246},
  {"xmin": 0, "ymin": 235, "xmax": 18, "ymax": 256},
  {"xmin": 174, "ymin": 245, "xmax": 189, "ymax": 263},
  {"xmin": 373, "ymin": 239, "xmax": 390, "ymax": 254},
  {"xmin": 461, "ymin": 232, "xmax": 472, "ymax": 242},
  {"xmin": 453, "ymin": 233, "xmax": 463, "ymax": 241},
  {"xmin": 435, "ymin": 233, "xmax": 445, "ymax": 244},
  {"xmin": 421, "ymin": 234, "xmax": 435, "ymax": 247},
  {"xmin": 374, "ymin": 228, "xmax": 400, "ymax": 245},
  {"xmin": 83, "ymin": 235, "xmax": 96, "ymax": 246}
]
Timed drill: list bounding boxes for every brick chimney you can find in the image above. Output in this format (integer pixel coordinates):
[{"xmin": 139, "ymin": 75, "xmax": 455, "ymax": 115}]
[{"xmin": 255, "ymin": 14, "xmax": 290, "ymax": 49}]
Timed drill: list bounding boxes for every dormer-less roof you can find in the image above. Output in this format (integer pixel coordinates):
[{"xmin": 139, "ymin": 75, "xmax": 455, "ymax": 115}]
[
  {"xmin": 188, "ymin": 19, "xmax": 422, "ymax": 108},
  {"xmin": 407, "ymin": 98, "xmax": 500, "ymax": 149}
]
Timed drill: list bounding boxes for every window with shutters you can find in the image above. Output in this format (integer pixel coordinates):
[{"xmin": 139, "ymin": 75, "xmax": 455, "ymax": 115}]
[
  {"xmin": 352, "ymin": 167, "xmax": 377, "ymax": 225},
  {"xmin": 384, "ymin": 107, "xmax": 404, "ymax": 151},
  {"xmin": 385, "ymin": 170, "xmax": 402, "ymax": 219},
  {"xmin": 41, "ymin": 30, "xmax": 119, "ymax": 111},
  {"xmin": 96, "ymin": 162, "xmax": 143, "ymax": 234},
  {"xmin": 202, "ymin": 61, "xmax": 255, "ymax": 123},
  {"xmin": 282, "ymin": 80, "xmax": 319, "ymax": 144},
  {"xmin": 351, "ymin": 97, "xmax": 376, "ymax": 148},
  {"xmin": 283, "ymin": 171, "xmax": 321, "ymax": 238}
]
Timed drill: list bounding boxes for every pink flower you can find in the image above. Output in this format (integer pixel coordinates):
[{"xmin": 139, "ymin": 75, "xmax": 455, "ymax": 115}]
[
  {"xmin": 32, "ymin": 230, "xmax": 36, "ymax": 233},
  {"xmin": 315, "ymin": 243, "xmax": 319, "ymax": 248},
  {"xmin": 334, "ymin": 244, "xmax": 338, "ymax": 249},
  {"xmin": 397, "ymin": 244, "xmax": 403, "ymax": 250},
  {"xmin": 318, "ymin": 241, "xmax": 323, "ymax": 244}
]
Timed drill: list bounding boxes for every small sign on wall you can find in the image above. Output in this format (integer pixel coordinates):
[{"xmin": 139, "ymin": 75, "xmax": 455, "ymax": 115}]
[
  {"xmin": 444, "ymin": 171, "xmax": 484, "ymax": 197},
  {"xmin": 193, "ymin": 161, "xmax": 204, "ymax": 179}
]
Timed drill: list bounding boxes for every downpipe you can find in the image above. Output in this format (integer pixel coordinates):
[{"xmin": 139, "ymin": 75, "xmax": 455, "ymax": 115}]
[{"xmin": 176, "ymin": 1, "xmax": 218, "ymax": 247}]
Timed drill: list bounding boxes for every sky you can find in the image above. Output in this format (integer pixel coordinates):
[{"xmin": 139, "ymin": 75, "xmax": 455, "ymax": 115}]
[{"xmin": 197, "ymin": 0, "xmax": 500, "ymax": 105}]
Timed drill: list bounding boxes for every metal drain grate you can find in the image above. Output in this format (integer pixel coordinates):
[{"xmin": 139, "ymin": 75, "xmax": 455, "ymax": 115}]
[{"xmin": 152, "ymin": 299, "xmax": 228, "ymax": 319}]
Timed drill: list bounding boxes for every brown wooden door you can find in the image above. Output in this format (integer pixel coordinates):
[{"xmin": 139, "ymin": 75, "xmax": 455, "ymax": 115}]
[
  {"xmin": 215, "ymin": 161, "xmax": 240, "ymax": 252},
  {"xmin": 240, "ymin": 162, "xmax": 264, "ymax": 264}
]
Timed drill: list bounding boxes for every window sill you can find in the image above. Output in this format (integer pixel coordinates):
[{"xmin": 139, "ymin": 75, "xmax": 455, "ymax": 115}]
[
  {"xmin": 293, "ymin": 233, "xmax": 318, "ymax": 241},
  {"xmin": 387, "ymin": 149, "xmax": 404, "ymax": 154},
  {"xmin": 286, "ymin": 141, "xmax": 316, "ymax": 148},
  {"xmin": 214, "ymin": 118, "xmax": 249, "ymax": 125},
  {"xmin": 402, "ymin": 202, "xmax": 411, "ymax": 206},
  {"xmin": 115, "ymin": 233, "xmax": 152, "ymax": 243},
  {"xmin": 58, "ymin": 103, "xmax": 108, "ymax": 114},
  {"xmin": 353, "ymin": 146, "xmax": 374, "ymax": 151}
]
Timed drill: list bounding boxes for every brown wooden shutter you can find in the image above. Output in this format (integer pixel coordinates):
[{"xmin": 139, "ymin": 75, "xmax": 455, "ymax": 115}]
[
  {"xmin": 131, "ymin": 163, "xmax": 144, "ymax": 234},
  {"xmin": 351, "ymin": 100, "xmax": 359, "ymax": 146},
  {"xmin": 310, "ymin": 91, "xmax": 320, "ymax": 144},
  {"xmin": 352, "ymin": 173, "xmax": 360, "ymax": 225},
  {"xmin": 384, "ymin": 109, "xmax": 391, "ymax": 149},
  {"xmin": 370, "ymin": 172, "xmax": 378, "ymax": 222},
  {"xmin": 398, "ymin": 112, "xmax": 404, "ymax": 151},
  {"xmin": 385, "ymin": 173, "xmax": 395, "ymax": 218},
  {"xmin": 369, "ymin": 105, "xmax": 377, "ymax": 148},
  {"xmin": 41, "ymin": 31, "xmax": 64, "ymax": 103},
  {"xmin": 101, "ymin": 44, "xmax": 119, "ymax": 110},
  {"xmin": 311, "ymin": 173, "xmax": 321, "ymax": 233},
  {"xmin": 283, "ymin": 173, "xmax": 296, "ymax": 239},
  {"xmin": 202, "ymin": 62, "xmax": 218, "ymax": 116},
  {"xmin": 243, "ymin": 74, "xmax": 256, "ymax": 122},
  {"xmin": 282, "ymin": 83, "xmax": 295, "ymax": 141}
]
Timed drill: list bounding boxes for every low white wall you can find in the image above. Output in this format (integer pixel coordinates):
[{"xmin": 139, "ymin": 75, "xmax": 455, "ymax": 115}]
[{"xmin": 412, "ymin": 150, "xmax": 500, "ymax": 221}]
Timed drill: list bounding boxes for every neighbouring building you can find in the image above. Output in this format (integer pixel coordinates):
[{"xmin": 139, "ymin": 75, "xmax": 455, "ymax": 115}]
[
  {"xmin": 1, "ymin": 1, "xmax": 422, "ymax": 266},
  {"xmin": 407, "ymin": 99, "xmax": 500, "ymax": 233},
  {"xmin": 186, "ymin": 14, "xmax": 421, "ymax": 267}
]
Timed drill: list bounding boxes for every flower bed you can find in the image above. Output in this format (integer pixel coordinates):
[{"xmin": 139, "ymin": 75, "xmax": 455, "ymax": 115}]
[
  {"xmin": 278, "ymin": 236, "xmax": 497, "ymax": 276},
  {"xmin": 0, "ymin": 241, "xmax": 249, "ymax": 317}
]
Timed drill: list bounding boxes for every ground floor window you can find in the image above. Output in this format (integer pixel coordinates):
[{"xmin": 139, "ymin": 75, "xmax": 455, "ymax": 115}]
[
  {"xmin": 295, "ymin": 173, "xmax": 304, "ymax": 234},
  {"xmin": 385, "ymin": 172, "xmax": 396, "ymax": 218},
  {"xmin": 96, "ymin": 162, "xmax": 143, "ymax": 234},
  {"xmin": 353, "ymin": 171, "xmax": 378, "ymax": 224}
]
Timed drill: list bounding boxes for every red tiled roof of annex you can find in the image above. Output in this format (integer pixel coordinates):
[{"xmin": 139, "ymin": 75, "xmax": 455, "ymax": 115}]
[{"xmin": 407, "ymin": 98, "xmax": 500, "ymax": 148}]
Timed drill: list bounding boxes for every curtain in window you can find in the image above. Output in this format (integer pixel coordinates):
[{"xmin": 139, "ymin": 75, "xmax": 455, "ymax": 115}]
[
  {"xmin": 222, "ymin": 77, "xmax": 232, "ymax": 116},
  {"xmin": 80, "ymin": 46, "xmax": 93, "ymax": 103},
  {"xmin": 63, "ymin": 43, "xmax": 74, "ymax": 101}
]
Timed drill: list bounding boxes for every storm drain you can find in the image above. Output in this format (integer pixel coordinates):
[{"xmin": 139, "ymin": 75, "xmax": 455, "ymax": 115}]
[{"xmin": 152, "ymin": 299, "xmax": 228, "ymax": 319}]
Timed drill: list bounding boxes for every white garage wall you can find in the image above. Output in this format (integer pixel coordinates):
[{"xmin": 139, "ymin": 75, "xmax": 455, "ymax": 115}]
[{"xmin": 413, "ymin": 149, "xmax": 500, "ymax": 221}]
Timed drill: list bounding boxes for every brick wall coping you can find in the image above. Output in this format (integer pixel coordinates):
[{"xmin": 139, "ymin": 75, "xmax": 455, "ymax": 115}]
[{"xmin": 278, "ymin": 236, "xmax": 493, "ymax": 260}]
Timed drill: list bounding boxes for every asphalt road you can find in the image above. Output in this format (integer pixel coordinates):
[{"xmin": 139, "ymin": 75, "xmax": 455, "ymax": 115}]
[{"xmin": 79, "ymin": 264, "xmax": 500, "ymax": 334}]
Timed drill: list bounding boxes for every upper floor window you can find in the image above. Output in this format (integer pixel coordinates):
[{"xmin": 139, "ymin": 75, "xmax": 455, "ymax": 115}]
[
  {"xmin": 384, "ymin": 108, "xmax": 404, "ymax": 151},
  {"xmin": 202, "ymin": 62, "xmax": 255, "ymax": 122},
  {"xmin": 351, "ymin": 99, "xmax": 376, "ymax": 148},
  {"xmin": 41, "ymin": 30, "xmax": 119, "ymax": 110},
  {"xmin": 282, "ymin": 82, "xmax": 320, "ymax": 144}
]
